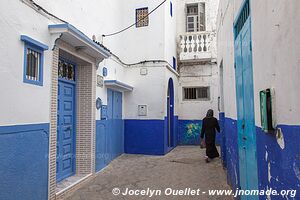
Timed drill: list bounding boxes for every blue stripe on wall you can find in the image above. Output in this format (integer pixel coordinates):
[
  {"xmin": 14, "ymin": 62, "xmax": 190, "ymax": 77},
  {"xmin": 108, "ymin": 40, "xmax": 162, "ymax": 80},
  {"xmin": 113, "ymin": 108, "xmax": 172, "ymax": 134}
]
[
  {"xmin": 0, "ymin": 123, "xmax": 49, "ymax": 200},
  {"xmin": 125, "ymin": 119, "xmax": 165, "ymax": 155}
]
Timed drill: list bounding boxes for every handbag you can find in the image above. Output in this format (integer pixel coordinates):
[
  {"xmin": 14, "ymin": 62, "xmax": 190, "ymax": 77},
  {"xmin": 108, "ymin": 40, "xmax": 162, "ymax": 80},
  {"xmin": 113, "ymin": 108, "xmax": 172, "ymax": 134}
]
[{"xmin": 200, "ymin": 139, "xmax": 206, "ymax": 149}]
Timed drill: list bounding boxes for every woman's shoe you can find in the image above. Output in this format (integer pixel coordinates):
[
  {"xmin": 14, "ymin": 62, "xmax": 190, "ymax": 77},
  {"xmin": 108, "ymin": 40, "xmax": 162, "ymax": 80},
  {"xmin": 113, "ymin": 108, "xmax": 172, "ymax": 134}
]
[{"xmin": 205, "ymin": 158, "xmax": 210, "ymax": 163}]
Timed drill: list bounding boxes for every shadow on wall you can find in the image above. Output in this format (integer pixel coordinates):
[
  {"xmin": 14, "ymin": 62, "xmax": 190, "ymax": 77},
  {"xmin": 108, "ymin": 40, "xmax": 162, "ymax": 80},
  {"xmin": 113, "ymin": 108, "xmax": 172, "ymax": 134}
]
[{"xmin": 178, "ymin": 120, "xmax": 222, "ymax": 145}]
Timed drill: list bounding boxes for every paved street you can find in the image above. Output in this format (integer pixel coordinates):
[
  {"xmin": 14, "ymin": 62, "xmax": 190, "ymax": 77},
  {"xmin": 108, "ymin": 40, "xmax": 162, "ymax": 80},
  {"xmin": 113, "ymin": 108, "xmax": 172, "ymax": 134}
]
[{"xmin": 66, "ymin": 146, "xmax": 233, "ymax": 200}]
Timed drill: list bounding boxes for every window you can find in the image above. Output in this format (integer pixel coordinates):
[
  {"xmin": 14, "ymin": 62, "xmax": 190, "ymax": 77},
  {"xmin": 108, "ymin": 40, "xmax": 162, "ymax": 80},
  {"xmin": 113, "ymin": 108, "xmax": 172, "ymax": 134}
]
[
  {"xmin": 173, "ymin": 57, "xmax": 176, "ymax": 70},
  {"xmin": 21, "ymin": 35, "xmax": 48, "ymax": 86},
  {"xmin": 136, "ymin": 8, "xmax": 149, "ymax": 27},
  {"xmin": 186, "ymin": 3, "xmax": 206, "ymax": 32},
  {"xmin": 183, "ymin": 87, "xmax": 210, "ymax": 100},
  {"xmin": 58, "ymin": 59, "xmax": 75, "ymax": 81},
  {"xmin": 170, "ymin": 2, "xmax": 173, "ymax": 17}
]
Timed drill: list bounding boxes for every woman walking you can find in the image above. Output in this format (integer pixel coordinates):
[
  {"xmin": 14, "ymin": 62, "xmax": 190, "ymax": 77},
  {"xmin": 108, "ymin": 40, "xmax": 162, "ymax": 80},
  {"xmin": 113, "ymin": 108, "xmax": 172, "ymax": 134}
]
[{"xmin": 200, "ymin": 109, "xmax": 220, "ymax": 163}]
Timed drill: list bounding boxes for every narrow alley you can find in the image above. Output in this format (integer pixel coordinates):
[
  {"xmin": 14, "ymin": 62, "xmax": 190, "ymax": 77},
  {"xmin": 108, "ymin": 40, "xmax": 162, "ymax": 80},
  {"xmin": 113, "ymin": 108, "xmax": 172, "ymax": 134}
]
[{"xmin": 64, "ymin": 146, "xmax": 232, "ymax": 200}]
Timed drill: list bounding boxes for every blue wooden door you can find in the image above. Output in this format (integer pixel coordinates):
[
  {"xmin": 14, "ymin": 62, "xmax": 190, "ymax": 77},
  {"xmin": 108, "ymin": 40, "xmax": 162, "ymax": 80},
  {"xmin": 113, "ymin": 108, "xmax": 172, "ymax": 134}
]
[
  {"xmin": 57, "ymin": 80, "xmax": 76, "ymax": 182},
  {"xmin": 96, "ymin": 89, "xmax": 123, "ymax": 169},
  {"xmin": 234, "ymin": 4, "xmax": 258, "ymax": 198},
  {"xmin": 95, "ymin": 121, "xmax": 107, "ymax": 171}
]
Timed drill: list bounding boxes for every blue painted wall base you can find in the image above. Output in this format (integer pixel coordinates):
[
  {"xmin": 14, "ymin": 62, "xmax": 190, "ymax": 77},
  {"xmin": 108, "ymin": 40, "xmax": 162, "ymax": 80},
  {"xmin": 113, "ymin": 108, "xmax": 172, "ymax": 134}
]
[
  {"xmin": 95, "ymin": 119, "xmax": 124, "ymax": 172},
  {"xmin": 221, "ymin": 116, "xmax": 300, "ymax": 199},
  {"xmin": 0, "ymin": 123, "xmax": 49, "ymax": 200}
]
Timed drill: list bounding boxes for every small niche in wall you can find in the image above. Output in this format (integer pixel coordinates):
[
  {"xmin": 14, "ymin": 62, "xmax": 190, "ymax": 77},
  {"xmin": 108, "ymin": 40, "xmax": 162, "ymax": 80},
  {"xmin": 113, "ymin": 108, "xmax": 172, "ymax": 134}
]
[
  {"xmin": 140, "ymin": 68, "xmax": 148, "ymax": 75},
  {"xmin": 138, "ymin": 105, "xmax": 147, "ymax": 116}
]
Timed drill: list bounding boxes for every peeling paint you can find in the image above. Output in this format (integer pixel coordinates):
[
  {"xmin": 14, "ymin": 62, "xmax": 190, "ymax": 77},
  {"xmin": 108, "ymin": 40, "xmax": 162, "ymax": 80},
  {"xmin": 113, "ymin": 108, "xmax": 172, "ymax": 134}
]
[
  {"xmin": 268, "ymin": 162, "xmax": 272, "ymax": 183},
  {"xmin": 293, "ymin": 160, "xmax": 300, "ymax": 180},
  {"xmin": 276, "ymin": 128, "xmax": 285, "ymax": 149},
  {"xmin": 266, "ymin": 186, "xmax": 271, "ymax": 200}
]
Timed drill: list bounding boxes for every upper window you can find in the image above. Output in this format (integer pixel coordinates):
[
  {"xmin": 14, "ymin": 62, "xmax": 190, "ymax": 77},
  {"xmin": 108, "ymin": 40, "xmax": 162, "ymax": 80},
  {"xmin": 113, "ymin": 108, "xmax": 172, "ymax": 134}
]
[
  {"xmin": 183, "ymin": 87, "xmax": 210, "ymax": 100},
  {"xmin": 170, "ymin": 2, "xmax": 173, "ymax": 17},
  {"xmin": 21, "ymin": 35, "xmax": 48, "ymax": 86},
  {"xmin": 186, "ymin": 3, "xmax": 206, "ymax": 32},
  {"xmin": 136, "ymin": 7, "xmax": 149, "ymax": 28}
]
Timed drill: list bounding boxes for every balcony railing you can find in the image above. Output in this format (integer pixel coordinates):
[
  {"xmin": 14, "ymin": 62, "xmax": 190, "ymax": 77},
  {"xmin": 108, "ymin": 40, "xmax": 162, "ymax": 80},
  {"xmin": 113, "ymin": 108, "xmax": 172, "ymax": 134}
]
[{"xmin": 179, "ymin": 31, "xmax": 215, "ymax": 61}]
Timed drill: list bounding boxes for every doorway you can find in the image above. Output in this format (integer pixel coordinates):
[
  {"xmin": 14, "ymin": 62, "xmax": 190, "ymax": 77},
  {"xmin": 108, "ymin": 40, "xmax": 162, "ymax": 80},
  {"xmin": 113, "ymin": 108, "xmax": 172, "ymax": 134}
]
[{"xmin": 234, "ymin": 0, "xmax": 258, "ymax": 197}]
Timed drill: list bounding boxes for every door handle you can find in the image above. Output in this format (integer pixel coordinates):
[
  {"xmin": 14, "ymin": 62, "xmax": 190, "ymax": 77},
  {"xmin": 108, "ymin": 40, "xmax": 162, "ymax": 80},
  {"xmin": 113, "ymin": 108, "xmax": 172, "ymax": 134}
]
[{"xmin": 243, "ymin": 136, "xmax": 247, "ymax": 141}]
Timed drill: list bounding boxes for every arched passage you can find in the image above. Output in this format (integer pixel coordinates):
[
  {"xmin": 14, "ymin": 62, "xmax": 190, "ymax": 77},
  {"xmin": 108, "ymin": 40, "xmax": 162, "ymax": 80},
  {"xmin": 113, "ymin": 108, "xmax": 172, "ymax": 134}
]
[{"xmin": 167, "ymin": 78, "xmax": 174, "ymax": 148}]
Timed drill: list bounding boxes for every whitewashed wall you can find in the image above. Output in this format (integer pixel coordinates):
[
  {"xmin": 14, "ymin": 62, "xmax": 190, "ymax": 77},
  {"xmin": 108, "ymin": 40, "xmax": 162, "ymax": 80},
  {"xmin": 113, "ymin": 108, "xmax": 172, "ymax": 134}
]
[
  {"xmin": 0, "ymin": 1, "xmax": 54, "ymax": 125},
  {"xmin": 178, "ymin": 64, "xmax": 219, "ymax": 120},
  {"xmin": 123, "ymin": 65, "xmax": 178, "ymax": 120},
  {"xmin": 176, "ymin": 0, "xmax": 220, "ymax": 120},
  {"xmin": 217, "ymin": 0, "xmax": 300, "ymax": 125}
]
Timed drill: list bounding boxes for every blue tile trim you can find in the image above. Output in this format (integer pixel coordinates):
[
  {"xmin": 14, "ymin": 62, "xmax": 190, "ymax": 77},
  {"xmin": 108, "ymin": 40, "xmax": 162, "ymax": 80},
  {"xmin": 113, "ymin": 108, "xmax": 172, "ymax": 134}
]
[{"xmin": 48, "ymin": 23, "xmax": 111, "ymax": 58}]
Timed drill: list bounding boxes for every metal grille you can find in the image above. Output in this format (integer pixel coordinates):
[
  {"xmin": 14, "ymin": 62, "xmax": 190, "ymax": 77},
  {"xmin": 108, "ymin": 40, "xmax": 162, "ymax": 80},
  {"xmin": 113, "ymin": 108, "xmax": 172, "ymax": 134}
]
[
  {"xmin": 26, "ymin": 48, "xmax": 40, "ymax": 81},
  {"xmin": 58, "ymin": 60, "xmax": 75, "ymax": 81},
  {"xmin": 183, "ymin": 87, "xmax": 210, "ymax": 100},
  {"xmin": 234, "ymin": 0, "xmax": 250, "ymax": 38},
  {"xmin": 136, "ymin": 8, "xmax": 149, "ymax": 27}
]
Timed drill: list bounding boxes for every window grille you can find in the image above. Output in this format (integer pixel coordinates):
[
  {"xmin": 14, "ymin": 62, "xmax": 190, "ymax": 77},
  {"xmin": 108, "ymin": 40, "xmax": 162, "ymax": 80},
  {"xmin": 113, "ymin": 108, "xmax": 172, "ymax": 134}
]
[
  {"xmin": 21, "ymin": 35, "xmax": 48, "ymax": 86},
  {"xmin": 26, "ymin": 48, "xmax": 41, "ymax": 81},
  {"xmin": 136, "ymin": 8, "xmax": 149, "ymax": 27},
  {"xmin": 183, "ymin": 87, "xmax": 210, "ymax": 100},
  {"xmin": 58, "ymin": 60, "xmax": 75, "ymax": 81}
]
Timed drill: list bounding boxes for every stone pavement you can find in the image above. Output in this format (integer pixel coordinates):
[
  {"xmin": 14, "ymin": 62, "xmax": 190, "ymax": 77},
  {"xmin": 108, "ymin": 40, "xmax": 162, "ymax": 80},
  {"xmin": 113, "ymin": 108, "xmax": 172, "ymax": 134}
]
[{"xmin": 66, "ymin": 146, "xmax": 233, "ymax": 200}]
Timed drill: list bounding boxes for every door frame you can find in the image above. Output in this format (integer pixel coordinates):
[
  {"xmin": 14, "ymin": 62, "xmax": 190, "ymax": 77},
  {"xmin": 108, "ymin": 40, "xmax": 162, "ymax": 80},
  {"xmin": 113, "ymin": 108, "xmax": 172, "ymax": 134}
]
[
  {"xmin": 233, "ymin": 0, "xmax": 259, "ymax": 195},
  {"xmin": 56, "ymin": 58, "xmax": 77, "ymax": 182}
]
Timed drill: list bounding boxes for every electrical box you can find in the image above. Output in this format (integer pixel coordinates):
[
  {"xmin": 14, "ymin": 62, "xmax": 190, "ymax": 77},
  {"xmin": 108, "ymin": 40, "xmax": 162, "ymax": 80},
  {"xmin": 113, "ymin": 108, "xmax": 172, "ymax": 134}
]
[
  {"xmin": 101, "ymin": 105, "xmax": 108, "ymax": 120},
  {"xmin": 260, "ymin": 88, "xmax": 276, "ymax": 132},
  {"xmin": 138, "ymin": 105, "xmax": 147, "ymax": 116}
]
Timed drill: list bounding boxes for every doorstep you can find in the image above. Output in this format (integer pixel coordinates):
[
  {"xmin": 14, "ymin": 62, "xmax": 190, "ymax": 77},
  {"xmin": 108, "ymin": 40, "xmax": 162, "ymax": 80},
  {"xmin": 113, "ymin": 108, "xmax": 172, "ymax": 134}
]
[{"xmin": 56, "ymin": 174, "xmax": 92, "ymax": 199}]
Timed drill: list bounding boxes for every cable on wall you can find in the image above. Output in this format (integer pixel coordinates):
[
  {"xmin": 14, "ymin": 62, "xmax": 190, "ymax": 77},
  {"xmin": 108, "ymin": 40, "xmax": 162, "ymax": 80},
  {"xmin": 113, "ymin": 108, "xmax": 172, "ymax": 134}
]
[{"xmin": 102, "ymin": 0, "xmax": 167, "ymax": 37}]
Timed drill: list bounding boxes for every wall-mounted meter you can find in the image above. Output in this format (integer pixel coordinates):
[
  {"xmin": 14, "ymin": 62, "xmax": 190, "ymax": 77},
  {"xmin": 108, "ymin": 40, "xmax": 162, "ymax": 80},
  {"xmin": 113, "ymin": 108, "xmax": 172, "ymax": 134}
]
[
  {"xmin": 138, "ymin": 105, "xmax": 147, "ymax": 116},
  {"xmin": 259, "ymin": 88, "xmax": 276, "ymax": 132}
]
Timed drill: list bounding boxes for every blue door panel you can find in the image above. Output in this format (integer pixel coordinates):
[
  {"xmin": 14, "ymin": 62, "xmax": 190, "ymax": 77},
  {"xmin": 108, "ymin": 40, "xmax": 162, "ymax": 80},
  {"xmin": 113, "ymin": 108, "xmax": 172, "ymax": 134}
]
[
  {"xmin": 234, "ymin": 15, "xmax": 258, "ymax": 197},
  {"xmin": 57, "ymin": 80, "xmax": 76, "ymax": 182},
  {"xmin": 95, "ymin": 89, "xmax": 124, "ymax": 172}
]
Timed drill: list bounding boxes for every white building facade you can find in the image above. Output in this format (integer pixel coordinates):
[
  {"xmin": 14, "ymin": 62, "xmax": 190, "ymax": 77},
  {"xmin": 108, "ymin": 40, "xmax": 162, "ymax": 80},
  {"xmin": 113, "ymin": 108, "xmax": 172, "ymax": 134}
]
[{"xmin": 176, "ymin": 0, "xmax": 220, "ymax": 145}]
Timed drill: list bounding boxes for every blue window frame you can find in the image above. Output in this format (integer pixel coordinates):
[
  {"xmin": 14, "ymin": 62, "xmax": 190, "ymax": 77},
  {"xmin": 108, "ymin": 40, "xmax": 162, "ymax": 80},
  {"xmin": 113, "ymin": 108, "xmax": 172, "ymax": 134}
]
[
  {"xmin": 21, "ymin": 35, "xmax": 48, "ymax": 86},
  {"xmin": 172, "ymin": 56, "xmax": 176, "ymax": 70},
  {"xmin": 170, "ymin": 2, "xmax": 173, "ymax": 17}
]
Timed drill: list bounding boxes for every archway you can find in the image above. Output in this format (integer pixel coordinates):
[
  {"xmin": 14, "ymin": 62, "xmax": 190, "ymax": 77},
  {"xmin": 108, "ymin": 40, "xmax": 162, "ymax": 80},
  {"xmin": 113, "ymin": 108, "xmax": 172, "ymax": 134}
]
[{"xmin": 167, "ymin": 78, "xmax": 174, "ymax": 148}]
